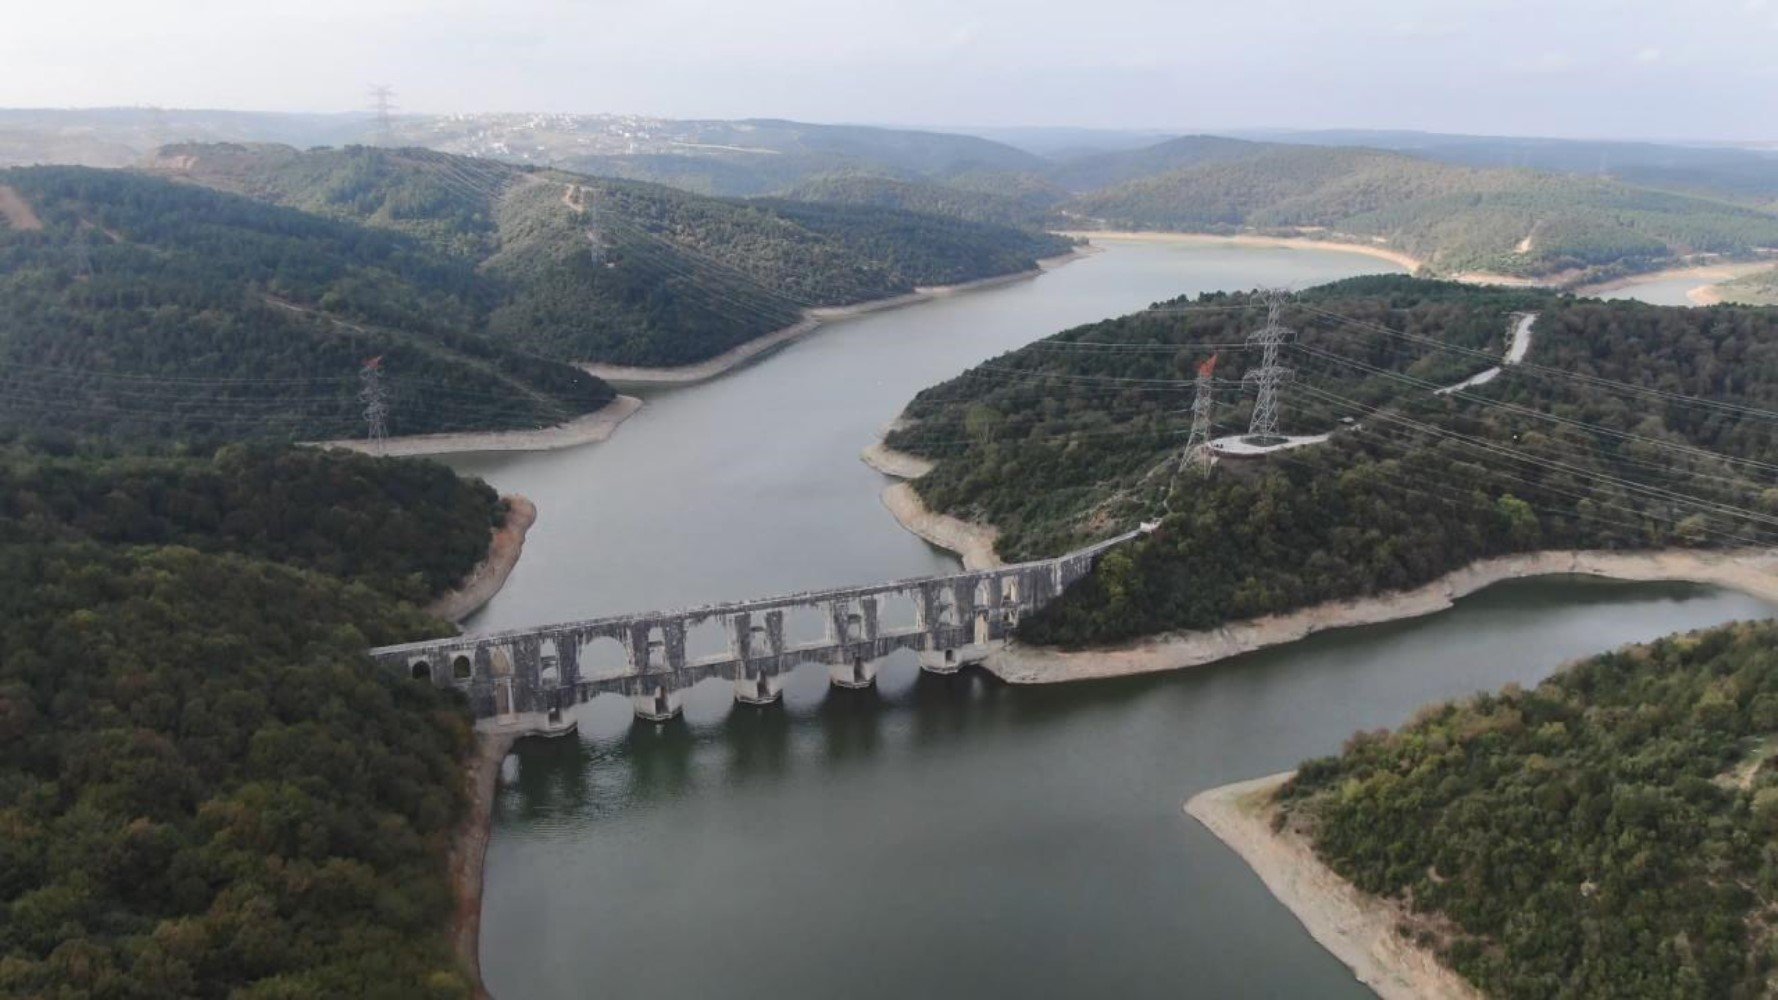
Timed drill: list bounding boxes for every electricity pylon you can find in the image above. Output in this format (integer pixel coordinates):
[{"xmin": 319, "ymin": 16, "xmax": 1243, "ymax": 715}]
[
  {"xmin": 1244, "ymin": 289, "xmax": 1292, "ymax": 441},
  {"xmin": 1181, "ymin": 352, "xmax": 1218, "ymax": 474},
  {"xmin": 368, "ymin": 85, "xmax": 397, "ymax": 146},
  {"xmin": 359, "ymin": 356, "xmax": 389, "ymax": 450}
]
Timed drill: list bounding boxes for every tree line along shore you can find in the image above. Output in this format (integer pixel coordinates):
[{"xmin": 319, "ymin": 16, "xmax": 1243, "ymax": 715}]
[{"xmin": 1189, "ymin": 619, "xmax": 1778, "ymax": 999}]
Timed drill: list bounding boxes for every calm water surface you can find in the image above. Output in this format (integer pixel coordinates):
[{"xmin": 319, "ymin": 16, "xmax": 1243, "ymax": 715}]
[{"xmin": 448, "ymin": 242, "xmax": 1774, "ymax": 998}]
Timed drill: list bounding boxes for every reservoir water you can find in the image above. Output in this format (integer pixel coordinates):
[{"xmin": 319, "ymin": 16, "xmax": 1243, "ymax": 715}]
[{"xmin": 448, "ymin": 240, "xmax": 1775, "ymax": 998}]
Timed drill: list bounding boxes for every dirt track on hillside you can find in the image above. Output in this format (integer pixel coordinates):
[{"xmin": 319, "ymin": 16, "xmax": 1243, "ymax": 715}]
[{"xmin": 0, "ymin": 185, "xmax": 43, "ymax": 230}]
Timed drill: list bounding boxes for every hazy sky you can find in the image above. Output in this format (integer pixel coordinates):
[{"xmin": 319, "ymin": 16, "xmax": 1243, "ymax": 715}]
[{"xmin": 5, "ymin": 0, "xmax": 1775, "ymax": 140}]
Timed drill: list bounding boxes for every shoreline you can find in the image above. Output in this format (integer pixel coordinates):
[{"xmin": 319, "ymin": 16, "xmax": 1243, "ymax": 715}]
[
  {"xmin": 984, "ymin": 547, "xmax": 1778, "ymax": 684},
  {"xmin": 582, "ymin": 248, "xmax": 1096, "ymax": 386},
  {"xmin": 860, "ymin": 436, "xmax": 1002, "ymax": 571},
  {"xmin": 1185, "ymin": 773, "xmax": 1482, "ymax": 1000},
  {"xmin": 427, "ymin": 495, "xmax": 536, "ymax": 624},
  {"xmin": 1061, "ymin": 229, "xmax": 1427, "ymax": 274},
  {"xmin": 1067, "ymin": 229, "xmax": 1775, "ymax": 298},
  {"xmin": 449, "ymin": 729, "xmax": 516, "ymax": 1000},
  {"xmin": 315, "ymin": 394, "xmax": 642, "ymax": 458},
  {"xmin": 1570, "ymin": 260, "xmax": 1773, "ymax": 303}
]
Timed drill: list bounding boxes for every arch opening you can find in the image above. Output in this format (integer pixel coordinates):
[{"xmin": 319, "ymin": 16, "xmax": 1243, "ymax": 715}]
[
  {"xmin": 579, "ymin": 635, "xmax": 631, "ymax": 682},
  {"xmin": 539, "ymin": 638, "xmax": 561, "ymax": 688},
  {"xmin": 874, "ymin": 591, "xmax": 921, "ymax": 633},
  {"xmin": 778, "ymin": 604, "xmax": 829, "ymax": 648},
  {"xmin": 452, "ymin": 655, "xmax": 473, "ymax": 681},
  {"xmin": 411, "ymin": 661, "xmax": 432, "ymax": 681},
  {"xmin": 682, "ymin": 616, "xmax": 731, "ymax": 663}
]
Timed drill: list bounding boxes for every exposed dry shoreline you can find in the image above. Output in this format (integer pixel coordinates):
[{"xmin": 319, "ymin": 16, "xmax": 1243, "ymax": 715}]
[
  {"xmin": 860, "ymin": 436, "xmax": 1002, "ymax": 570},
  {"xmin": 316, "ymin": 394, "xmax": 642, "ymax": 458},
  {"xmin": 1185, "ymin": 773, "xmax": 1483, "ymax": 1000},
  {"xmin": 1067, "ymin": 229, "xmax": 1777, "ymax": 299},
  {"xmin": 449, "ymin": 729, "xmax": 516, "ymax": 999},
  {"xmin": 427, "ymin": 495, "xmax": 536, "ymax": 624},
  {"xmin": 1063, "ymin": 229, "xmax": 1425, "ymax": 274},
  {"xmin": 583, "ymin": 248, "xmax": 1096, "ymax": 385},
  {"xmin": 984, "ymin": 547, "xmax": 1778, "ymax": 684},
  {"xmin": 1571, "ymin": 260, "xmax": 1774, "ymax": 304}
]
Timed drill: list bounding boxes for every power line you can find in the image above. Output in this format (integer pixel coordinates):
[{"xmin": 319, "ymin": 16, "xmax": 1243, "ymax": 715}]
[{"xmin": 1298, "ymin": 303, "xmax": 1778, "ymax": 425}]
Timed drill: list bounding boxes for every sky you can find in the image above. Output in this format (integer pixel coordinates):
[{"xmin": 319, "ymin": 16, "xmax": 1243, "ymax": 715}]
[{"xmin": 4, "ymin": 0, "xmax": 1775, "ymax": 141}]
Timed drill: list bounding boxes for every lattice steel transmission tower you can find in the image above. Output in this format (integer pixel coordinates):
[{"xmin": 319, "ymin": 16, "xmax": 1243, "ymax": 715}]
[
  {"xmin": 368, "ymin": 85, "xmax": 397, "ymax": 146},
  {"xmin": 1243, "ymin": 289, "xmax": 1293, "ymax": 441},
  {"xmin": 1180, "ymin": 352, "xmax": 1218, "ymax": 474},
  {"xmin": 359, "ymin": 356, "xmax": 390, "ymax": 450}
]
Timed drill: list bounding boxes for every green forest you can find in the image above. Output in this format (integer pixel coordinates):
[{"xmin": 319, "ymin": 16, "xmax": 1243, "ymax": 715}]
[
  {"xmin": 0, "ymin": 442, "xmax": 500, "ymax": 996},
  {"xmin": 152, "ymin": 143, "xmax": 1073, "ymax": 367},
  {"xmin": 1065, "ymin": 146, "xmax": 1778, "ymax": 281},
  {"xmin": 885, "ymin": 276, "xmax": 1778, "ymax": 646},
  {"xmin": 1280, "ymin": 619, "xmax": 1778, "ymax": 998},
  {"xmin": 779, "ymin": 172, "xmax": 1060, "ymax": 229},
  {"xmin": 0, "ymin": 165, "xmax": 613, "ymax": 442}
]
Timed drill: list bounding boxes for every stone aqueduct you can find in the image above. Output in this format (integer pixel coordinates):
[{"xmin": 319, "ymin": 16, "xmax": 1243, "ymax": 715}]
[{"xmin": 371, "ymin": 530, "xmax": 1142, "ymax": 726}]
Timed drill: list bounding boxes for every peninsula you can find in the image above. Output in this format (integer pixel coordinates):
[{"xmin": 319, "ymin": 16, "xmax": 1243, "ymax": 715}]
[{"xmin": 1193, "ymin": 620, "xmax": 1778, "ymax": 999}]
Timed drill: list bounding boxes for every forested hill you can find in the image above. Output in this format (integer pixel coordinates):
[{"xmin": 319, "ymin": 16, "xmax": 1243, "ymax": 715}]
[
  {"xmin": 0, "ymin": 442, "xmax": 504, "ymax": 994},
  {"xmin": 0, "ymin": 164, "xmax": 612, "ymax": 442},
  {"xmin": 1064, "ymin": 144, "xmax": 1778, "ymax": 281},
  {"xmin": 1279, "ymin": 619, "xmax": 1778, "ymax": 997},
  {"xmin": 884, "ymin": 276, "xmax": 1778, "ymax": 646},
  {"xmin": 150, "ymin": 143, "xmax": 1075, "ymax": 366},
  {"xmin": 778, "ymin": 172, "xmax": 1063, "ymax": 229}
]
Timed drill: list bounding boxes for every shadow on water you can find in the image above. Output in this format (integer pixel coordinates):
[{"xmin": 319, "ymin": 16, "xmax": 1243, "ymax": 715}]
[{"xmin": 497, "ymin": 577, "xmax": 1768, "ymax": 828}]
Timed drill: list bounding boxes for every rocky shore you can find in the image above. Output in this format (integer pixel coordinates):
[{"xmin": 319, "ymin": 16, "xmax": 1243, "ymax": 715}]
[
  {"xmin": 860, "ymin": 437, "xmax": 1001, "ymax": 570},
  {"xmin": 583, "ymin": 248, "xmax": 1094, "ymax": 386},
  {"xmin": 426, "ymin": 495, "xmax": 536, "ymax": 624},
  {"xmin": 1185, "ymin": 774, "xmax": 1483, "ymax": 1000},
  {"xmin": 449, "ymin": 729, "xmax": 517, "ymax": 999},
  {"xmin": 317, "ymin": 394, "xmax": 642, "ymax": 458}
]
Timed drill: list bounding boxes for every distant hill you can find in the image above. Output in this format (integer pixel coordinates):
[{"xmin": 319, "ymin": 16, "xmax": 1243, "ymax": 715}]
[
  {"xmin": 1043, "ymin": 134, "xmax": 1277, "ymax": 192},
  {"xmin": 14, "ymin": 108, "xmax": 1778, "ymax": 286},
  {"xmin": 149, "ymin": 143, "xmax": 1072, "ymax": 367},
  {"xmin": 0, "ymin": 109, "xmax": 1052, "ymax": 197},
  {"xmin": 779, "ymin": 172, "xmax": 1062, "ymax": 228},
  {"xmin": 1064, "ymin": 144, "xmax": 1778, "ymax": 279},
  {"xmin": 1238, "ymin": 128, "xmax": 1778, "ymax": 207},
  {"xmin": 392, "ymin": 115, "xmax": 1049, "ymax": 196},
  {"xmin": 0, "ymin": 164, "xmax": 612, "ymax": 442},
  {"xmin": 0, "ymin": 107, "xmax": 371, "ymax": 168}
]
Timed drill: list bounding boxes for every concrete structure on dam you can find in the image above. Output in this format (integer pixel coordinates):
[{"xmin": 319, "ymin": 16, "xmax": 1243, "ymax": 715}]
[{"xmin": 371, "ymin": 529, "xmax": 1143, "ymax": 728}]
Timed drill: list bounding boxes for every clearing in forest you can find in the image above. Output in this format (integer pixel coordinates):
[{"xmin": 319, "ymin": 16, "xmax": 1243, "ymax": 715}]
[{"xmin": 0, "ymin": 184, "xmax": 44, "ymax": 230}]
